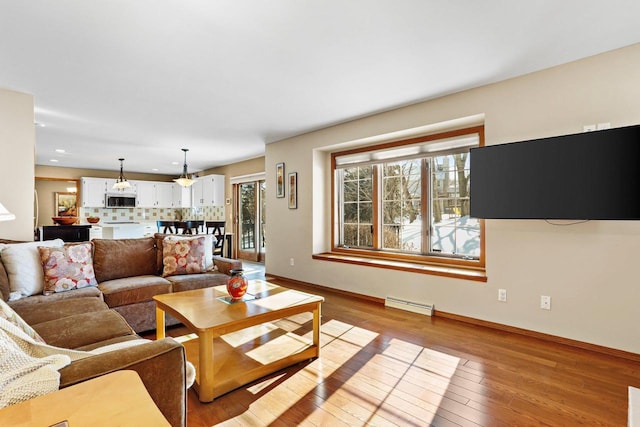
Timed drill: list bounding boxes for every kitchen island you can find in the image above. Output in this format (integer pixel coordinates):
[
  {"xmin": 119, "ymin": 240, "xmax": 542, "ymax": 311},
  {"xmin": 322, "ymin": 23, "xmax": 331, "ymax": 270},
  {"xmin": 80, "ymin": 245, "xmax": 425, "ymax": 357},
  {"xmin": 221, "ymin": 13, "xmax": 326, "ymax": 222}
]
[{"xmin": 96, "ymin": 222, "xmax": 150, "ymax": 239}]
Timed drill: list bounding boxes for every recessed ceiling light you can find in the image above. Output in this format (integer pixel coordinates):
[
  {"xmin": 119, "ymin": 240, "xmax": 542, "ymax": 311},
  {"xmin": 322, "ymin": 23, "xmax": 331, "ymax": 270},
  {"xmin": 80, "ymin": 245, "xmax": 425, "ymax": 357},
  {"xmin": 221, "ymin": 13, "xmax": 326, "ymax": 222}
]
[
  {"xmin": 171, "ymin": 161, "xmax": 179, "ymax": 165},
  {"xmin": 49, "ymin": 159, "xmax": 59, "ymax": 163},
  {"xmin": 55, "ymin": 149, "xmax": 65, "ymax": 153},
  {"xmin": 151, "ymin": 168, "xmax": 159, "ymax": 171}
]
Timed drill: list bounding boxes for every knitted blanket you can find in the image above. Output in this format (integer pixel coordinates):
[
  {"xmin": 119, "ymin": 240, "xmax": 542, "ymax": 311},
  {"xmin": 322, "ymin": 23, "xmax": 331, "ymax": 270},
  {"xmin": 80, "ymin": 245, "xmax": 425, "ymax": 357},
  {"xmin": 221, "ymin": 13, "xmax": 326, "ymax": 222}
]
[
  {"xmin": 0, "ymin": 316, "xmax": 88, "ymax": 408},
  {"xmin": 0, "ymin": 317, "xmax": 150, "ymax": 408}
]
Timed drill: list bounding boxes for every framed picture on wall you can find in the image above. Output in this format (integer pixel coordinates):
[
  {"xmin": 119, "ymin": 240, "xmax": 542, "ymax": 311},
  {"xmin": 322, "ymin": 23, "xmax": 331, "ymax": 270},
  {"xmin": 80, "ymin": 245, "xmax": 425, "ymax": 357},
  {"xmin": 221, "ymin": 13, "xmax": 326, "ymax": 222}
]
[
  {"xmin": 55, "ymin": 192, "xmax": 77, "ymax": 217},
  {"xmin": 288, "ymin": 172, "xmax": 297, "ymax": 209},
  {"xmin": 276, "ymin": 162, "xmax": 285, "ymax": 198}
]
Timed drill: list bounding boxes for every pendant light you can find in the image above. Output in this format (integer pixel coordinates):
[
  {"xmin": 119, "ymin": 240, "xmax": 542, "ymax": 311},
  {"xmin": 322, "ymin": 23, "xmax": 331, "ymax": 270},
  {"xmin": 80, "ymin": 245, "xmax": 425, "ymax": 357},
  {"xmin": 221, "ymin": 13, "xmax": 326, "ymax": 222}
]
[
  {"xmin": 113, "ymin": 158, "xmax": 131, "ymax": 190},
  {"xmin": 174, "ymin": 148, "xmax": 195, "ymax": 187}
]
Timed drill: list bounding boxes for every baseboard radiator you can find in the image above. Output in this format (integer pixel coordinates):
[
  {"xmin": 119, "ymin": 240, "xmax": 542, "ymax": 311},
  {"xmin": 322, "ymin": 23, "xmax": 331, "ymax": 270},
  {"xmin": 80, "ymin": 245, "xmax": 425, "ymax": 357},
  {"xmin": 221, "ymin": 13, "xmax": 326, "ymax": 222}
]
[{"xmin": 385, "ymin": 296, "xmax": 434, "ymax": 316}]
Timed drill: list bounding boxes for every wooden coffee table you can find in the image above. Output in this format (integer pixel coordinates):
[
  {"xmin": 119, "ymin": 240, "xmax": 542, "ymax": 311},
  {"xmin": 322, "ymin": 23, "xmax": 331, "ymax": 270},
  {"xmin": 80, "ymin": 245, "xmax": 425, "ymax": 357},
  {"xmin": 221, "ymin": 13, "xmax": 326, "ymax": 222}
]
[{"xmin": 154, "ymin": 280, "xmax": 324, "ymax": 402}]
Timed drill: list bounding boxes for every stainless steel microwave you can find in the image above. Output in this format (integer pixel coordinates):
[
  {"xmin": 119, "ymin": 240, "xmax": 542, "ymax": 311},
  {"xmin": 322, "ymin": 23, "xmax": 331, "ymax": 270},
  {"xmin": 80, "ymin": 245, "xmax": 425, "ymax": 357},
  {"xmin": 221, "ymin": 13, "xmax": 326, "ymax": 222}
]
[{"xmin": 105, "ymin": 193, "xmax": 136, "ymax": 208}]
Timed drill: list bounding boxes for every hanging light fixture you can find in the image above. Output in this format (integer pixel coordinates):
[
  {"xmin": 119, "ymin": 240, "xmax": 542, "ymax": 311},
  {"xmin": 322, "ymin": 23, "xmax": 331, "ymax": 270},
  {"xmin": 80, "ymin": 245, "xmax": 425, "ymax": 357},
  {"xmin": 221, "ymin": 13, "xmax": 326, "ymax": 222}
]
[
  {"xmin": 112, "ymin": 158, "xmax": 131, "ymax": 190},
  {"xmin": 174, "ymin": 148, "xmax": 195, "ymax": 187}
]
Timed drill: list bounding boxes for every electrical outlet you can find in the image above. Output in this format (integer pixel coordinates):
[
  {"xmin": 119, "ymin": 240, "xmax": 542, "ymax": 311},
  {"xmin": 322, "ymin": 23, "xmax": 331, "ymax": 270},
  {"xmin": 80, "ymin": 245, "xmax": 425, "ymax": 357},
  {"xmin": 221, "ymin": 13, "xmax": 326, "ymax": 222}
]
[
  {"xmin": 540, "ymin": 295, "xmax": 551, "ymax": 310},
  {"xmin": 583, "ymin": 124, "xmax": 596, "ymax": 132},
  {"xmin": 289, "ymin": 258, "xmax": 294, "ymax": 266},
  {"xmin": 498, "ymin": 289, "xmax": 507, "ymax": 302}
]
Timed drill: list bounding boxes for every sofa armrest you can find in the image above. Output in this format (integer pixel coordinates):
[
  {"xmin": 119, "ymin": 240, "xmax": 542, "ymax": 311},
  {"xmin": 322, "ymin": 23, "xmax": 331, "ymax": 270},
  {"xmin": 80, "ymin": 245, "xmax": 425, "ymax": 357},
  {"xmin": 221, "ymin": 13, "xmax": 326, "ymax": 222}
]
[
  {"xmin": 213, "ymin": 256, "xmax": 242, "ymax": 275},
  {"xmin": 58, "ymin": 338, "xmax": 187, "ymax": 427}
]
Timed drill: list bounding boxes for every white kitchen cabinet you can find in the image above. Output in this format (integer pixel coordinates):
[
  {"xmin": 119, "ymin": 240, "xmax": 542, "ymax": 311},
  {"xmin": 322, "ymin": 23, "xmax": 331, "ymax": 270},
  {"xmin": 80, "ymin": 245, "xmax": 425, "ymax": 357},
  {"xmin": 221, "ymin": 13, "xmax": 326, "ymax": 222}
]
[
  {"xmin": 171, "ymin": 183, "xmax": 192, "ymax": 208},
  {"xmin": 192, "ymin": 174, "xmax": 224, "ymax": 207},
  {"xmin": 135, "ymin": 181, "xmax": 156, "ymax": 207},
  {"xmin": 82, "ymin": 177, "xmax": 190, "ymax": 209},
  {"xmin": 81, "ymin": 177, "xmax": 108, "ymax": 207},
  {"xmin": 191, "ymin": 178, "xmax": 204, "ymax": 207},
  {"xmin": 135, "ymin": 181, "xmax": 173, "ymax": 208},
  {"xmin": 155, "ymin": 182, "xmax": 174, "ymax": 207},
  {"xmin": 211, "ymin": 174, "xmax": 224, "ymax": 206},
  {"xmin": 171, "ymin": 184, "xmax": 180, "ymax": 207}
]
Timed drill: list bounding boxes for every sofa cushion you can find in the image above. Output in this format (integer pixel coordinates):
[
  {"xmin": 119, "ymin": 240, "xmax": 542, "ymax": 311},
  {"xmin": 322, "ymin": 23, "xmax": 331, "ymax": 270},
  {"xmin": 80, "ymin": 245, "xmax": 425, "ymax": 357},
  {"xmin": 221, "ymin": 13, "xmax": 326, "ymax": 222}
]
[
  {"xmin": 32, "ymin": 309, "xmax": 135, "ymax": 349},
  {"xmin": 7, "ymin": 286, "xmax": 103, "ymax": 311},
  {"xmin": 92, "ymin": 237, "xmax": 158, "ymax": 283},
  {"xmin": 166, "ymin": 272, "xmax": 230, "ymax": 293},
  {"xmin": 161, "ymin": 236, "xmax": 206, "ymax": 277},
  {"xmin": 0, "ymin": 299, "xmax": 45, "ymax": 343},
  {"xmin": 39, "ymin": 243, "xmax": 98, "ymax": 295},
  {"xmin": 13, "ymin": 297, "xmax": 109, "ymax": 327},
  {"xmin": 0, "ymin": 239, "xmax": 64, "ymax": 299},
  {"xmin": 99, "ymin": 275, "xmax": 172, "ymax": 308}
]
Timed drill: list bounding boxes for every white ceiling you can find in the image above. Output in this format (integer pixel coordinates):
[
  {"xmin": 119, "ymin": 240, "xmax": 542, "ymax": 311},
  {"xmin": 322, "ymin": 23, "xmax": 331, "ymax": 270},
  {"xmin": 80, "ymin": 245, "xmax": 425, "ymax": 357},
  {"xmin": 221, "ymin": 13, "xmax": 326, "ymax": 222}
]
[{"xmin": 1, "ymin": 1, "xmax": 639, "ymax": 176}]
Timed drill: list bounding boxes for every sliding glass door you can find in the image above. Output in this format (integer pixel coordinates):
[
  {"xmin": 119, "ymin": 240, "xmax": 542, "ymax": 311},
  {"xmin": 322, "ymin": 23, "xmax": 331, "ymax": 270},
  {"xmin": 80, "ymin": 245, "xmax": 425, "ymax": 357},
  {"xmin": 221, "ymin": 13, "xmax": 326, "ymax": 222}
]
[{"xmin": 236, "ymin": 180, "xmax": 265, "ymax": 262}]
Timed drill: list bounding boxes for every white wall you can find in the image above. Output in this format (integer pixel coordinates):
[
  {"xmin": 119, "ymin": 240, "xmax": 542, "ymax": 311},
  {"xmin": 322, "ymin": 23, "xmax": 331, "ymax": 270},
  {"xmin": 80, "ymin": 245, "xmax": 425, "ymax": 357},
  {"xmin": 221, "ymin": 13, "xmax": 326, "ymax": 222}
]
[
  {"xmin": 0, "ymin": 87, "xmax": 35, "ymax": 241},
  {"xmin": 266, "ymin": 43, "xmax": 640, "ymax": 354}
]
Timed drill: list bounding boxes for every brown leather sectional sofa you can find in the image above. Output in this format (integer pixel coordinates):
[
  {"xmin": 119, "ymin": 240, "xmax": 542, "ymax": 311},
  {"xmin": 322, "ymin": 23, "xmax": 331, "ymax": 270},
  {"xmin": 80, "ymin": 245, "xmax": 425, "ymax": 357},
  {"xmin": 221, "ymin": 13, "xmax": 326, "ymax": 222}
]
[
  {"xmin": 7, "ymin": 235, "xmax": 242, "ymax": 332},
  {"xmin": 0, "ymin": 235, "xmax": 242, "ymax": 426}
]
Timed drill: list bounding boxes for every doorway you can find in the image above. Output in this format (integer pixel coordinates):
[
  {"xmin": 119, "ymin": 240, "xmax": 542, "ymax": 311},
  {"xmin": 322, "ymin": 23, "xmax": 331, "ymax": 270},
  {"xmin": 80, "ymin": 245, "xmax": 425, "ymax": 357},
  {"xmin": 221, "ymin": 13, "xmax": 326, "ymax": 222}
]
[
  {"xmin": 235, "ymin": 180, "xmax": 265, "ymax": 262},
  {"xmin": 35, "ymin": 177, "xmax": 81, "ymax": 227}
]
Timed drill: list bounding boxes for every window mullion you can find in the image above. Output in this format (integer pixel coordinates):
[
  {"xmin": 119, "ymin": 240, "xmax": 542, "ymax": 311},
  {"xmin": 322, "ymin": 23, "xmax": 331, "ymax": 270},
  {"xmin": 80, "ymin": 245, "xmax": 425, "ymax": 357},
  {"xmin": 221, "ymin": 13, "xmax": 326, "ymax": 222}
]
[
  {"xmin": 336, "ymin": 168, "xmax": 344, "ymax": 248},
  {"xmin": 422, "ymin": 158, "xmax": 430, "ymax": 255},
  {"xmin": 372, "ymin": 164, "xmax": 380, "ymax": 249}
]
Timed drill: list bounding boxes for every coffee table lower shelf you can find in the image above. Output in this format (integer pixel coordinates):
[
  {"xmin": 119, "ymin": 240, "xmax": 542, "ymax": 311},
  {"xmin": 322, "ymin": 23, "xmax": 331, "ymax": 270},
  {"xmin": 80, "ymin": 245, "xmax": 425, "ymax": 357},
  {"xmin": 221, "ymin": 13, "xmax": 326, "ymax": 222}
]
[
  {"xmin": 182, "ymin": 334, "xmax": 319, "ymax": 401},
  {"xmin": 154, "ymin": 282, "xmax": 324, "ymax": 403}
]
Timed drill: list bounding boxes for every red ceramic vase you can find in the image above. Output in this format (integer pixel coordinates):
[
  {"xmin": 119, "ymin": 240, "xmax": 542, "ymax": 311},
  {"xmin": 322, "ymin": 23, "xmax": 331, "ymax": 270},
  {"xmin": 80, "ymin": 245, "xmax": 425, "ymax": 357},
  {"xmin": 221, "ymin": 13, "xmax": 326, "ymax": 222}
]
[{"xmin": 227, "ymin": 269, "xmax": 248, "ymax": 300}]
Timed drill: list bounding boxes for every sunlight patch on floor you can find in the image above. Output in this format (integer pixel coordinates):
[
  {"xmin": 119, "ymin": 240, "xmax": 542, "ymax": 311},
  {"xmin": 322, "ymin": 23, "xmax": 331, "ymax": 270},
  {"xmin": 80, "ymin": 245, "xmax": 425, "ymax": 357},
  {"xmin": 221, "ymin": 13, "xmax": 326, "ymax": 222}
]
[
  {"xmin": 245, "ymin": 333, "xmax": 311, "ymax": 365},
  {"xmin": 202, "ymin": 315, "xmax": 465, "ymax": 426},
  {"xmin": 220, "ymin": 324, "xmax": 278, "ymax": 348}
]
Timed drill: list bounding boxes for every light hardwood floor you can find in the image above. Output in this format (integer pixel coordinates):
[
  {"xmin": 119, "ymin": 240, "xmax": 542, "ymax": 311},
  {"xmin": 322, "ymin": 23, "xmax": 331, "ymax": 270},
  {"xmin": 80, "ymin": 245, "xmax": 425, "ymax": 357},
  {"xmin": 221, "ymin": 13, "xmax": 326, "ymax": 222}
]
[{"xmin": 148, "ymin": 273, "xmax": 638, "ymax": 426}]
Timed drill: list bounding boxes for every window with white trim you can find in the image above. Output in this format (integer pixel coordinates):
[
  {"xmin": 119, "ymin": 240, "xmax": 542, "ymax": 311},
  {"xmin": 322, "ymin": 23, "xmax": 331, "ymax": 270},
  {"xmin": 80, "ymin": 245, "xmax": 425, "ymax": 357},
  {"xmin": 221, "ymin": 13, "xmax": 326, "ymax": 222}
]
[{"xmin": 332, "ymin": 126, "xmax": 484, "ymax": 269}]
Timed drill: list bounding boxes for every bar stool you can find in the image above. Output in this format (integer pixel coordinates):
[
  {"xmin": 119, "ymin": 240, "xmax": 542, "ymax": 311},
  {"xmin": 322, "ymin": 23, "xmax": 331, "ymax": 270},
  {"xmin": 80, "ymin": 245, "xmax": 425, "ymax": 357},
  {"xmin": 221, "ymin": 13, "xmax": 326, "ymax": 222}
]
[
  {"xmin": 176, "ymin": 220, "xmax": 200, "ymax": 235},
  {"xmin": 156, "ymin": 220, "xmax": 176, "ymax": 234},
  {"xmin": 205, "ymin": 221, "xmax": 225, "ymax": 256},
  {"xmin": 191, "ymin": 220, "xmax": 204, "ymax": 233}
]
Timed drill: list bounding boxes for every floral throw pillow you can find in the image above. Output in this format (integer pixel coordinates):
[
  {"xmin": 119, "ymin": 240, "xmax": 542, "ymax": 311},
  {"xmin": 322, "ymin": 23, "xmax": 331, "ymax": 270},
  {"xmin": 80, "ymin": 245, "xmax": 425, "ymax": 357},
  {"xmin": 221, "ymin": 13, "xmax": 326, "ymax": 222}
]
[
  {"xmin": 38, "ymin": 243, "xmax": 98, "ymax": 295},
  {"xmin": 0, "ymin": 299, "xmax": 45, "ymax": 343},
  {"xmin": 162, "ymin": 236, "xmax": 206, "ymax": 277}
]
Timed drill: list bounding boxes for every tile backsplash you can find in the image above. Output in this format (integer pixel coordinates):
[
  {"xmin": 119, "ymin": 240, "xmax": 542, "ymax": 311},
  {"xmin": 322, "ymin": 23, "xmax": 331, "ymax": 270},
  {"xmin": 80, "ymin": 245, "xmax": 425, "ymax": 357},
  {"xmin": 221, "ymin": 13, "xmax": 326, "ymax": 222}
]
[{"xmin": 79, "ymin": 206, "xmax": 225, "ymax": 223}]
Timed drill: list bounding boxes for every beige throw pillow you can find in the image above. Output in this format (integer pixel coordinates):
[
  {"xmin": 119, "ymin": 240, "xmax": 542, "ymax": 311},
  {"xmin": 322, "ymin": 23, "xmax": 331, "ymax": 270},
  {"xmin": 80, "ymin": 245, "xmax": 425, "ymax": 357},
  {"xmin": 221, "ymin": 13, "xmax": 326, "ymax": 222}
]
[{"xmin": 0, "ymin": 239, "xmax": 64, "ymax": 299}]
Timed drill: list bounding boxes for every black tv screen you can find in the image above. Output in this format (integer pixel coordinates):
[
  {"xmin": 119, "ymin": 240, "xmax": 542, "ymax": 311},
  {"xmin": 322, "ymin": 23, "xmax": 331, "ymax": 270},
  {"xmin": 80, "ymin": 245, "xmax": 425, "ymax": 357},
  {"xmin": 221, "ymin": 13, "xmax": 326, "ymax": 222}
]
[{"xmin": 470, "ymin": 124, "xmax": 640, "ymax": 220}]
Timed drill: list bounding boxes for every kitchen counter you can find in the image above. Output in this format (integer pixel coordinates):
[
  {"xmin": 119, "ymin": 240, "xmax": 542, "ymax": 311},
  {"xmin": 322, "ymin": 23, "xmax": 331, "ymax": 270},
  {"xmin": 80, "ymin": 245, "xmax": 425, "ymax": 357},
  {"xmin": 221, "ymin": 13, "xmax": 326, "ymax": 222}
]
[
  {"xmin": 85, "ymin": 221, "xmax": 156, "ymax": 239},
  {"xmin": 98, "ymin": 222, "xmax": 146, "ymax": 239}
]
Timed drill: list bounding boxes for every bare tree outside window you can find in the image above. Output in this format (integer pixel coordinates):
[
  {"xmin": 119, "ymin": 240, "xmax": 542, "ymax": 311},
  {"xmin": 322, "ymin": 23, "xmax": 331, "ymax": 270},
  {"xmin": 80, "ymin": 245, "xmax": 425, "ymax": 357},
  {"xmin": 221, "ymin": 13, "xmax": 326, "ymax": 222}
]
[
  {"xmin": 430, "ymin": 153, "xmax": 479, "ymax": 258},
  {"xmin": 341, "ymin": 166, "xmax": 373, "ymax": 248},
  {"xmin": 382, "ymin": 160, "xmax": 421, "ymax": 252}
]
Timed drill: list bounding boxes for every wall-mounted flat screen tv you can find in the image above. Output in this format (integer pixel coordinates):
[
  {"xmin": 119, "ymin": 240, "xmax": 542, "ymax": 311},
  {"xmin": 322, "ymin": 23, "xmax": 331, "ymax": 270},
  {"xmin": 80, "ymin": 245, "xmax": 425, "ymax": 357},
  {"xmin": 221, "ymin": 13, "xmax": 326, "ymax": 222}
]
[{"xmin": 470, "ymin": 124, "xmax": 640, "ymax": 220}]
